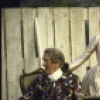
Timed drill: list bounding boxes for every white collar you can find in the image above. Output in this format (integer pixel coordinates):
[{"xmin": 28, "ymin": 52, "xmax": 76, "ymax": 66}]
[{"xmin": 48, "ymin": 68, "xmax": 62, "ymax": 81}]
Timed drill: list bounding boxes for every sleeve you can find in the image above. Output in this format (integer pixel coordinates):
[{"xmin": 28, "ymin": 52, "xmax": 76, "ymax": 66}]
[
  {"xmin": 19, "ymin": 77, "xmax": 38, "ymax": 100},
  {"xmin": 72, "ymin": 74, "xmax": 84, "ymax": 97},
  {"xmin": 93, "ymin": 74, "xmax": 100, "ymax": 96},
  {"xmin": 82, "ymin": 69, "xmax": 91, "ymax": 95},
  {"xmin": 89, "ymin": 66, "xmax": 100, "ymax": 96},
  {"xmin": 82, "ymin": 66, "xmax": 100, "ymax": 96},
  {"xmin": 65, "ymin": 70, "xmax": 84, "ymax": 98}
]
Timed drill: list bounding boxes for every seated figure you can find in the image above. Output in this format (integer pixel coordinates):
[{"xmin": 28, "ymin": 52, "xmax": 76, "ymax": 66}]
[
  {"xmin": 69, "ymin": 35, "xmax": 100, "ymax": 96},
  {"xmin": 19, "ymin": 48, "xmax": 83, "ymax": 100}
]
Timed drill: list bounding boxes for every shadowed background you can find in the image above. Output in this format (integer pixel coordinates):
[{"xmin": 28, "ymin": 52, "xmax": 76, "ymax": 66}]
[{"xmin": 1, "ymin": 0, "xmax": 100, "ymax": 7}]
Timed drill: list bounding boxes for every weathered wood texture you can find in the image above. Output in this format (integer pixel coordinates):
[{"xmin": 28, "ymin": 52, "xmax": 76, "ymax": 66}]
[
  {"xmin": 54, "ymin": 7, "xmax": 71, "ymax": 63},
  {"xmin": 89, "ymin": 7, "xmax": 100, "ymax": 67},
  {"xmin": 21, "ymin": 8, "xmax": 38, "ymax": 73},
  {"xmin": 4, "ymin": 8, "xmax": 23, "ymax": 100},
  {"xmin": 37, "ymin": 8, "xmax": 54, "ymax": 67},
  {"xmin": 1, "ymin": 9, "xmax": 7, "ymax": 100},
  {"xmin": 70, "ymin": 7, "xmax": 89, "ymax": 80},
  {"xmin": 1, "ymin": 7, "xmax": 100, "ymax": 100}
]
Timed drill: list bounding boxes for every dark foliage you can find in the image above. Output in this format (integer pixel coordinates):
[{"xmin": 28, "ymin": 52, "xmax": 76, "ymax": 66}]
[{"xmin": 2, "ymin": 0, "xmax": 100, "ymax": 7}]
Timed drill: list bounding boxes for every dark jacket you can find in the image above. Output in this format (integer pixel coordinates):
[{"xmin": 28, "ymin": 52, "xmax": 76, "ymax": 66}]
[{"xmin": 19, "ymin": 70, "xmax": 83, "ymax": 100}]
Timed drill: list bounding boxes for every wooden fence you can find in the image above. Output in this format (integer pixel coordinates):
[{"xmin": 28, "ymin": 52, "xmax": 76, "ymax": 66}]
[{"xmin": 1, "ymin": 7, "xmax": 100, "ymax": 100}]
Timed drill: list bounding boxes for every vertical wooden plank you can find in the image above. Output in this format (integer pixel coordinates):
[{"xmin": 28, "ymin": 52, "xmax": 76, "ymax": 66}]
[
  {"xmin": 22, "ymin": 8, "xmax": 37, "ymax": 73},
  {"xmin": 89, "ymin": 7, "xmax": 100, "ymax": 67},
  {"xmin": 1, "ymin": 9, "xmax": 7, "ymax": 100},
  {"xmin": 4, "ymin": 8, "xmax": 23, "ymax": 100},
  {"xmin": 54, "ymin": 7, "xmax": 71, "ymax": 63},
  {"xmin": 84, "ymin": 8, "xmax": 89, "ymax": 20},
  {"xmin": 32, "ymin": 9, "xmax": 39, "ymax": 71},
  {"xmin": 37, "ymin": 7, "xmax": 54, "ymax": 67},
  {"xmin": 35, "ymin": 17, "xmax": 42, "ymax": 68},
  {"xmin": 70, "ymin": 7, "xmax": 89, "ymax": 81}
]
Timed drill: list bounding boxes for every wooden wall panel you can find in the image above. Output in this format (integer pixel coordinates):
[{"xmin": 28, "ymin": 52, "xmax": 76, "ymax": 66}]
[
  {"xmin": 70, "ymin": 8, "xmax": 89, "ymax": 80},
  {"xmin": 36, "ymin": 7, "xmax": 54, "ymax": 67},
  {"xmin": 1, "ymin": 9, "xmax": 7, "ymax": 100},
  {"xmin": 54, "ymin": 7, "xmax": 71, "ymax": 63},
  {"xmin": 4, "ymin": 8, "xmax": 23, "ymax": 100},
  {"xmin": 89, "ymin": 7, "xmax": 100, "ymax": 67},
  {"xmin": 22, "ymin": 8, "xmax": 37, "ymax": 73}
]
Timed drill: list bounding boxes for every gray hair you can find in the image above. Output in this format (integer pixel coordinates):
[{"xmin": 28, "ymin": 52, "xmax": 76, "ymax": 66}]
[{"xmin": 44, "ymin": 48, "xmax": 65, "ymax": 67}]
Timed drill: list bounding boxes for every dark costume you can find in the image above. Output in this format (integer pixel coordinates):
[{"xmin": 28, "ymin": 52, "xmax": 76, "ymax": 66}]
[{"xmin": 19, "ymin": 69, "xmax": 83, "ymax": 100}]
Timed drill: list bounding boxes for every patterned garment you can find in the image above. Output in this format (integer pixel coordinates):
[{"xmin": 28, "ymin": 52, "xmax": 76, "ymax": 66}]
[
  {"xmin": 82, "ymin": 65, "xmax": 100, "ymax": 96},
  {"xmin": 19, "ymin": 70, "xmax": 83, "ymax": 100}
]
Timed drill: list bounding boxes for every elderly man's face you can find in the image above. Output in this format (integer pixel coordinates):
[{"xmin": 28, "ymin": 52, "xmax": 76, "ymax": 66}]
[{"xmin": 42, "ymin": 53, "xmax": 59, "ymax": 75}]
